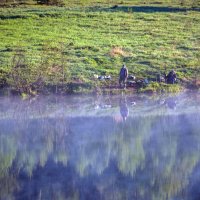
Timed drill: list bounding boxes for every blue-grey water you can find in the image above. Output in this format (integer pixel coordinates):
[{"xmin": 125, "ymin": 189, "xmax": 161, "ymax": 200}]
[{"xmin": 0, "ymin": 92, "xmax": 200, "ymax": 200}]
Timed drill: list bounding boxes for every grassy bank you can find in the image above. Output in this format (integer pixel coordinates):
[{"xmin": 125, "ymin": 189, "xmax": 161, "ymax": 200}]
[{"xmin": 0, "ymin": 1, "xmax": 199, "ymax": 94}]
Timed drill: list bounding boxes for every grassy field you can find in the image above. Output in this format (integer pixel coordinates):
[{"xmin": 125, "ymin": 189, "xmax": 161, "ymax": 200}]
[{"xmin": 0, "ymin": 0, "xmax": 200, "ymax": 94}]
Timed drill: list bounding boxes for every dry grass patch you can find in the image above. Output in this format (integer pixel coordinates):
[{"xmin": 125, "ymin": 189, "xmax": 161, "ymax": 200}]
[{"xmin": 109, "ymin": 47, "xmax": 131, "ymax": 57}]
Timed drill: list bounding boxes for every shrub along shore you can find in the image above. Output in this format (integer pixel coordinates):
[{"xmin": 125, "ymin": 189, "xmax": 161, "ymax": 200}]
[{"xmin": 0, "ymin": 1, "xmax": 199, "ymax": 96}]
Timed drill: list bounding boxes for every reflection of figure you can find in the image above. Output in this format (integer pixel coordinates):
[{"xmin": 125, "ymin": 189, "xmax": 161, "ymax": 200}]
[
  {"xmin": 165, "ymin": 97, "xmax": 177, "ymax": 110},
  {"xmin": 119, "ymin": 96, "xmax": 129, "ymax": 121}
]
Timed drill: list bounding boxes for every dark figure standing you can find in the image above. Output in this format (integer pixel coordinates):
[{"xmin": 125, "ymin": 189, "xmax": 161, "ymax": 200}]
[
  {"xmin": 119, "ymin": 64, "xmax": 128, "ymax": 88},
  {"xmin": 166, "ymin": 70, "xmax": 177, "ymax": 84}
]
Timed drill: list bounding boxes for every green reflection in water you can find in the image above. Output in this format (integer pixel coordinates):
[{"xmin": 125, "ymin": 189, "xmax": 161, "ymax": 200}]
[{"xmin": 0, "ymin": 110, "xmax": 200, "ymax": 199}]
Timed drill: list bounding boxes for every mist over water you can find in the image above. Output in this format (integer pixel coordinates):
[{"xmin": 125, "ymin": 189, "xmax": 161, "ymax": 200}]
[{"xmin": 0, "ymin": 92, "xmax": 200, "ymax": 200}]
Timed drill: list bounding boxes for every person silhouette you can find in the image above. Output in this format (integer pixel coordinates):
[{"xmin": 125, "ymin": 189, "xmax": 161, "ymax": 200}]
[
  {"xmin": 166, "ymin": 69, "xmax": 177, "ymax": 84},
  {"xmin": 119, "ymin": 64, "xmax": 128, "ymax": 89}
]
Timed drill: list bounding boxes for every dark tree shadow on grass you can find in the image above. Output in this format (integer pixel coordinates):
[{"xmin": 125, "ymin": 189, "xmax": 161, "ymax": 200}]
[{"xmin": 93, "ymin": 6, "xmax": 200, "ymax": 13}]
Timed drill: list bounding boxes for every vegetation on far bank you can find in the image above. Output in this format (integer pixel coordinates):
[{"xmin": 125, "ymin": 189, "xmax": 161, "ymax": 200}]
[{"xmin": 0, "ymin": 0, "xmax": 199, "ymax": 95}]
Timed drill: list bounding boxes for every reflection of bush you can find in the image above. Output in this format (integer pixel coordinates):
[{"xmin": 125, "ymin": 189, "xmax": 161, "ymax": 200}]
[
  {"xmin": 0, "ymin": 135, "xmax": 16, "ymax": 179},
  {"xmin": 0, "ymin": 133, "xmax": 18, "ymax": 199},
  {"xmin": 0, "ymin": 114, "xmax": 200, "ymax": 199},
  {"xmin": 114, "ymin": 117, "xmax": 152, "ymax": 176},
  {"xmin": 136, "ymin": 114, "xmax": 200, "ymax": 200},
  {"xmin": 69, "ymin": 116, "xmax": 152, "ymax": 177}
]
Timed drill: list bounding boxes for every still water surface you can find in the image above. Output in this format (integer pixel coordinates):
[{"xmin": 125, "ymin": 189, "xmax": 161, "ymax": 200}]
[{"xmin": 0, "ymin": 92, "xmax": 200, "ymax": 200}]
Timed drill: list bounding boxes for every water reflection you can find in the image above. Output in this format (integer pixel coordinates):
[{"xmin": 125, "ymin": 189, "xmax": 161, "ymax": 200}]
[
  {"xmin": 0, "ymin": 92, "xmax": 200, "ymax": 200},
  {"xmin": 164, "ymin": 97, "xmax": 177, "ymax": 110},
  {"xmin": 119, "ymin": 95, "xmax": 129, "ymax": 121}
]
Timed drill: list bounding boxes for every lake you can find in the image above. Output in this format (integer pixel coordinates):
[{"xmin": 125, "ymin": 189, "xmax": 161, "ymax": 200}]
[{"xmin": 0, "ymin": 92, "xmax": 200, "ymax": 200}]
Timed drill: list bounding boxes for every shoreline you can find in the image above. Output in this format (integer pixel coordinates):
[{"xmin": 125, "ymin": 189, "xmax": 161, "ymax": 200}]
[{"xmin": 0, "ymin": 82, "xmax": 199, "ymax": 98}]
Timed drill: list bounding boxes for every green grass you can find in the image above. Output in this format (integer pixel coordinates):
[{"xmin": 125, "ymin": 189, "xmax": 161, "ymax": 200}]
[
  {"xmin": 139, "ymin": 82, "xmax": 183, "ymax": 93},
  {"xmin": 0, "ymin": 1, "xmax": 199, "ymax": 94}
]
